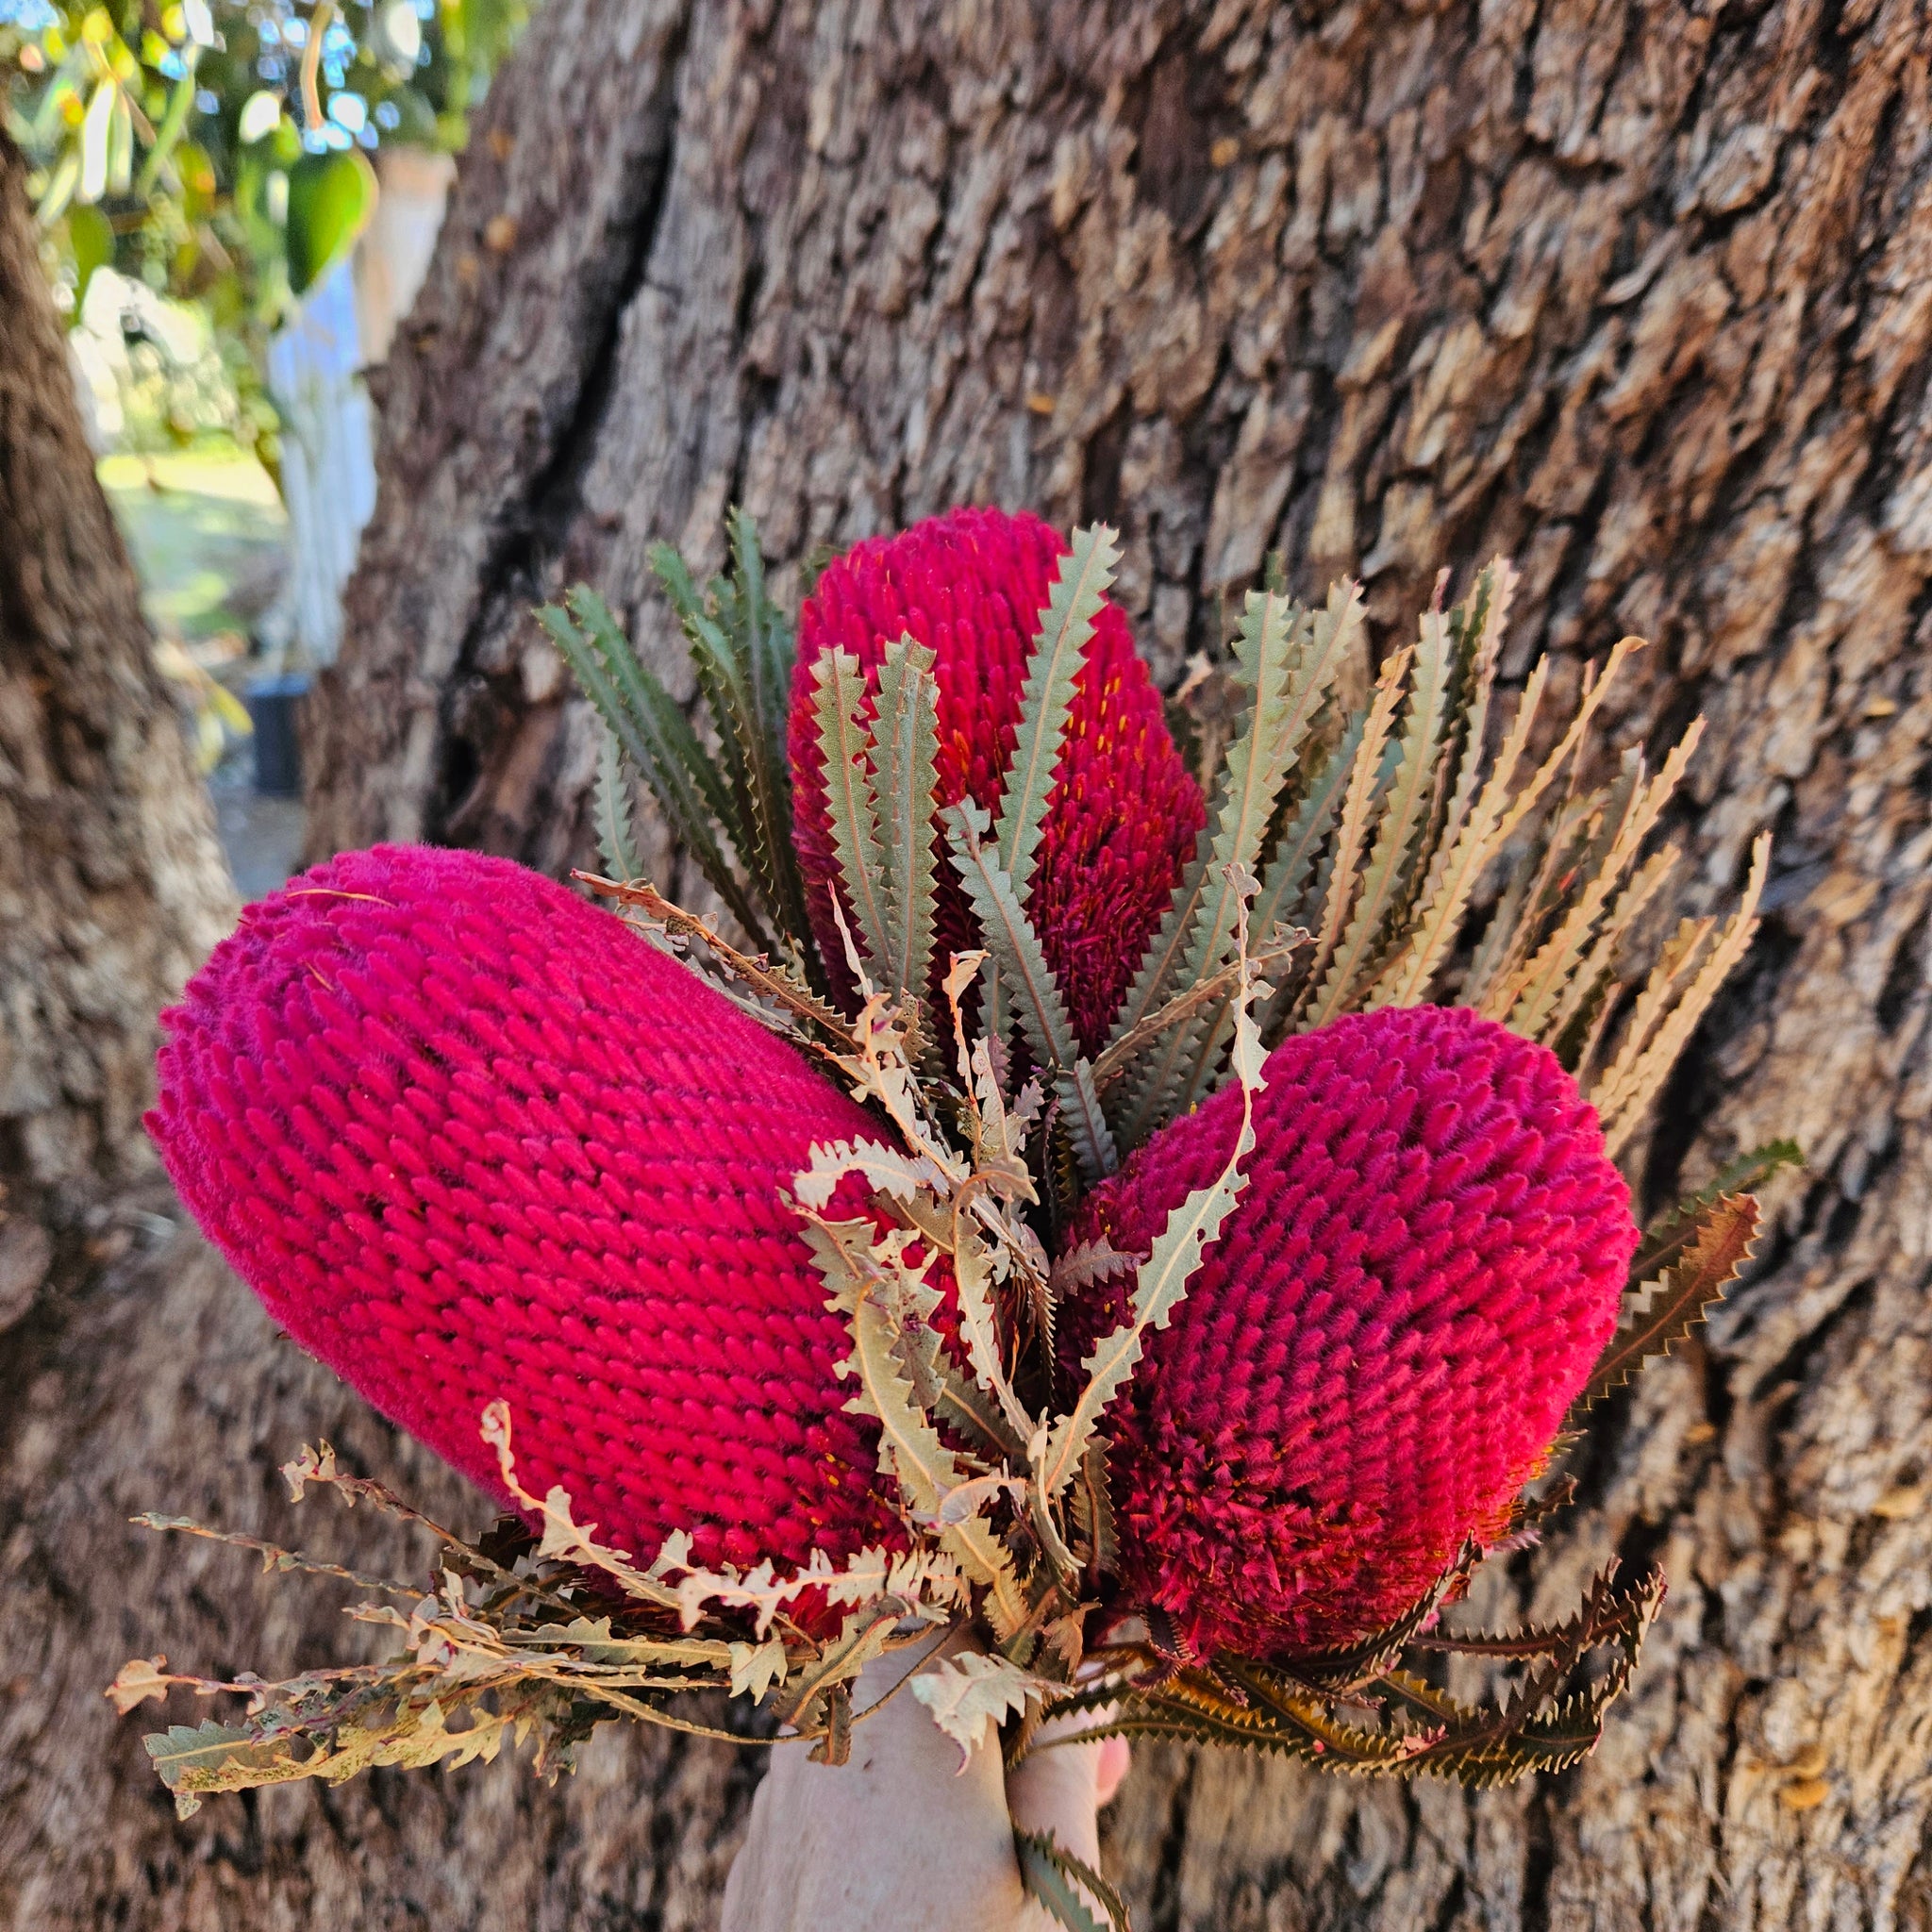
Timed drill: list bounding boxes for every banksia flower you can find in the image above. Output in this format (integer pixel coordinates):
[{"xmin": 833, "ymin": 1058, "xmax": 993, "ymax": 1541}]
[
  {"xmin": 788, "ymin": 507, "xmax": 1206, "ymax": 1053},
  {"xmin": 1062, "ymin": 1005, "xmax": 1637, "ymax": 1662},
  {"xmin": 146, "ymin": 843, "xmax": 904, "ymax": 1576}
]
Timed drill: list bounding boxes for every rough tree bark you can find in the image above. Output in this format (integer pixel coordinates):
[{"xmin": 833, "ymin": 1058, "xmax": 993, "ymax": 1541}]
[{"xmin": 5, "ymin": 0, "xmax": 1930, "ymax": 1925}]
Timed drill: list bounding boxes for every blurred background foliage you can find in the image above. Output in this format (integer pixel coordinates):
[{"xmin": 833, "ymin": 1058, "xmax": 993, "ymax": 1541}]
[{"xmin": 1, "ymin": 0, "xmax": 525, "ymax": 467}]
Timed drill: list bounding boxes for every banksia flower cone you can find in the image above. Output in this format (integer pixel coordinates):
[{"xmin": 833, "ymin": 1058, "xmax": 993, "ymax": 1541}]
[
  {"xmin": 1064, "ymin": 1006, "xmax": 1637, "ymax": 1661},
  {"xmin": 788, "ymin": 507, "xmax": 1206, "ymax": 1054},
  {"xmin": 146, "ymin": 844, "xmax": 905, "ymax": 1576}
]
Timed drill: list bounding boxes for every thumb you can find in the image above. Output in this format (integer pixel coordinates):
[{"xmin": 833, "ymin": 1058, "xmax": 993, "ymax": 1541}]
[{"xmin": 1005, "ymin": 1713, "xmax": 1128, "ymax": 1874}]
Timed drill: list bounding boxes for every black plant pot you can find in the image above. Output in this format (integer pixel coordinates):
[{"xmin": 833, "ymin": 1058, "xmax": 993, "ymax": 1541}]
[{"xmin": 247, "ymin": 673, "xmax": 309, "ymax": 797}]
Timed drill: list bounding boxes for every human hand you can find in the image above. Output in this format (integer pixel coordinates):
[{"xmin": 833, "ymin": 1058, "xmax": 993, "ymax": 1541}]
[{"xmin": 720, "ymin": 1641, "xmax": 1129, "ymax": 1932}]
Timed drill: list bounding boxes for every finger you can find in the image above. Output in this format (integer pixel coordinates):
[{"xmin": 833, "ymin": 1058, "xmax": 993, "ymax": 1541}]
[
  {"xmin": 1005, "ymin": 1732, "xmax": 1105, "ymax": 1871},
  {"xmin": 1095, "ymin": 1735, "xmax": 1131, "ymax": 1808}
]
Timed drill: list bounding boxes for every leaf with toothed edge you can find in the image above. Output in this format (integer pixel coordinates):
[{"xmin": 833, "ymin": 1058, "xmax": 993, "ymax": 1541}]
[
  {"xmin": 1118, "ymin": 580, "xmax": 1358, "ymax": 1137},
  {"xmin": 943, "ymin": 797, "xmax": 1080, "ymax": 1071},
  {"xmin": 1571, "ymin": 1191, "xmax": 1760, "ymax": 1418},
  {"xmin": 910, "ymin": 1651, "xmax": 1054, "ymax": 1769},
  {"xmin": 540, "ymin": 593, "xmax": 771, "ymax": 947},
  {"xmin": 1036, "ymin": 875, "xmax": 1268, "ymax": 1502},
  {"xmin": 809, "ymin": 647, "xmax": 893, "ymax": 978},
  {"xmin": 993, "ymin": 524, "xmax": 1121, "ymax": 894},
  {"xmin": 591, "ymin": 724, "xmax": 644, "ymax": 883},
  {"xmin": 1016, "ymin": 1827, "xmax": 1133, "ymax": 1932},
  {"xmin": 871, "ymin": 637, "xmax": 944, "ymax": 1002}
]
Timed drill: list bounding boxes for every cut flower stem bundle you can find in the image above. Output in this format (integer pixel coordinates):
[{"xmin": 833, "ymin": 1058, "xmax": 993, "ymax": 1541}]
[{"xmin": 122, "ymin": 508, "xmax": 1796, "ymax": 1932}]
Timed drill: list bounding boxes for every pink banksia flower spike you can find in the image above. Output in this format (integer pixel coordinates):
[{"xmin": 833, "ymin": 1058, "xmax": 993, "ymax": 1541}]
[
  {"xmin": 145, "ymin": 843, "xmax": 907, "ymax": 1579},
  {"xmin": 787, "ymin": 506, "xmax": 1207, "ymax": 1054},
  {"xmin": 1062, "ymin": 1005, "xmax": 1639, "ymax": 1662}
]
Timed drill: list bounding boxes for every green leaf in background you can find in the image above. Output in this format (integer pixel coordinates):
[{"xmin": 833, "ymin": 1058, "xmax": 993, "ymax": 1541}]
[
  {"xmin": 284, "ymin": 148, "xmax": 377, "ymax": 296},
  {"xmin": 66, "ymin": 203, "xmax": 114, "ymax": 316}
]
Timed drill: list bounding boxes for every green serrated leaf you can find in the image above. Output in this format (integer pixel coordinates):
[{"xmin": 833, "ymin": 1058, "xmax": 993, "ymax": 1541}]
[
  {"xmin": 724, "ymin": 510, "xmax": 804, "ymax": 940},
  {"xmin": 1636, "ymin": 1139, "xmax": 1799, "ymax": 1275},
  {"xmin": 592, "ymin": 724, "xmax": 644, "ymax": 882},
  {"xmin": 540, "ymin": 592, "xmax": 770, "ymax": 948},
  {"xmin": 994, "ymin": 525, "xmax": 1122, "ymax": 894},
  {"xmin": 1055, "ymin": 1058, "xmax": 1119, "ymax": 1186},
  {"xmin": 1107, "ymin": 581, "xmax": 1359, "ymax": 1125},
  {"xmin": 1036, "ymin": 1091, "xmax": 1257, "ymax": 1502},
  {"xmin": 809, "ymin": 647, "xmax": 892, "ymax": 980},
  {"xmin": 944, "ymin": 797, "xmax": 1079, "ymax": 1069},
  {"xmin": 872, "ymin": 637, "xmax": 944, "ymax": 1002},
  {"xmin": 649, "ymin": 515, "xmax": 813, "ymax": 967},
  {"xmin": 1016, "ymin": 1827, "xmax": 1132, "ymax": 1932},
  {"xmin": 1112, "ymin": 587, "xmax": 1313, "ymax": 1138}
]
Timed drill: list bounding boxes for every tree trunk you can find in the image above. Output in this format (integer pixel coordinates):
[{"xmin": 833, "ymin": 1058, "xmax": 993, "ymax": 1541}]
[
  {"xmin": 7, "ymin": 0, "xmax": 1929, "ymax": 1922},
  {"xmin": 308, "ymin": 2, "xmax": 1932, "ymax": 1925}
]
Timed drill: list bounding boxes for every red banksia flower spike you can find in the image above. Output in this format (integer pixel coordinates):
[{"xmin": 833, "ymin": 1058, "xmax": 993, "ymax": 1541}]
[
  {"xmin": 787, "ymin": 507, "xmax": 1207, "ymax": 1054},
  {"xmin": 1061, "ymin": 1006, "xmax": 1639, "ymax": 1662},
  {"xmin": 145, "ymin": 842, "xmax": 906, "ymax": 1579}
]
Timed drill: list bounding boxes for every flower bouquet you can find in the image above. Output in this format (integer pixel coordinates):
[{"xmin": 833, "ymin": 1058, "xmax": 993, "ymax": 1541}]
[{"xmin": 118, "ymin": 507, "xmax": 1790, "ymax": 1929}]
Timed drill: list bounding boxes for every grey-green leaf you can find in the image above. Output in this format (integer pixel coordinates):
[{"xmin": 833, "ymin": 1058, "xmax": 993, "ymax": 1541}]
[
  {"xmin": 944, "ymin": 797, "xmax": 1079, "ymax": 1070},
  {"xmin": 994, "ymin": 525, "xmax": 1121, "ymax": 894},
  {"xmin": 593, "ymin": 724, "xmax": 645, "ymax": 883},
  {"xmin": 809, "ymin": 648, "xmax": 892, "ymax": 980},
  {"xmin": 872, "ymin": 637, "xmax": 943, "ymax": 1001}
]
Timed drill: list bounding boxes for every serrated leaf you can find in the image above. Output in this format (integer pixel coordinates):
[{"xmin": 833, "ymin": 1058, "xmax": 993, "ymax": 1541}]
[
  {"xmin": 792, "ymin": 1137, "xmax": 950, "ymax": 1211},
  {"xmin": 143, "ymin": 1720, "xmax": 309, "ymax": 1816},
  {"xmin": 1108, "ymin": 582, "xmax": 1358, "ymax": 1113},
  {"xmin": 1380, "ymin": 635, "xmax": 1641, "ymax": 1012},
  {"xmin": 809, "ymin": 647, "xmax": 893, "ymax": 978},
  {"xmin": 778, "ymin": 1598, "xmax": 908, "ymax": 1736},
  {"xmin": 1573, "ymin": 1192, "xmax": 1759, "ymax": 1416},
  {"xmin": 647, "ymin": 519, "xmax": 812, "ymax": 966},
  {"xmin": 1503, "ymin": 723, "xmax": 1705, "ymax": 1039},
  {"xmin": 727, "ymin": 1636, "xmax": 789, "ymax": 1701},
  {"xmin": 1640, "ymin": 1139, "xmax": 1801, "ymax": 1271},
  {"xmin": 1254, "ymin": 722, "xmax": 1361, "ymax": 941},
  {"xmin": 807, "ymin": 1216, "xmax": 971, "ymax": 1516},
  {"xmin": 944, "ymin": 797, "xmax": 1079, "ymax": 1069},
  {"xmin": 592, "ymin": 724, "xmax": 644, "ymax": 882},
  {"xmin": 1593, "ymin": 833, "xmax": 1772, "ymax": 1157},
  {"xmin": 1074, "ymin": 1435, "xmax": 1120, "ymax": 1577},
  {"xmin": 1305, "ymin": 594, "xmax": 1455, "ymax": 1025},
  {"xmin": 1049, "ymin": 1238, "xmax": 1141, "ymax": 1297},
  {"xmin": 1036, "ymin": 1085, "xmax": 1257, "ymax": 1502},
  {"xmin": 941, "ymin": 1518, "xmax": 1031, "ymax": 1643},
  {"xmin": 1056, "ymin": 1058, "xmax": 1120, "ymax": 1185},
  {"xmin": 540, "ymin": 592, "xmax": 770, "ymax": 948},
  {"xmin": 1115, "ymin": 584, "xmax": 1349, "ymax": 1138},
  {"xmin": 995, "ymin": 525, "xmax": 1121, "ymax": 892},
  {"xmin": 951, "ymin": 1221, "xmax": 1036, "ymax": 1442},
  {"xmin": 1291, "ymin": 649, "xmax": 1409, "ymax": 1026},
  {"xmin": 1534, "ymin": 842, "xmax": 1681, "ymax": 1052},
  {"xmin": 725, "ymin": 508, "xmax": 812, "ymax": 951},
  {"xmin": 1016, "ymin": 1828, "xmax": 1132, "ymax": 1932},
  {"xmin": 871, "ymin": 637, "xmax": 944, "ymax": 1002},
  {"xmin": 911, "ymin": 1651, "xmax": 1052, "ymax": 1769}
]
